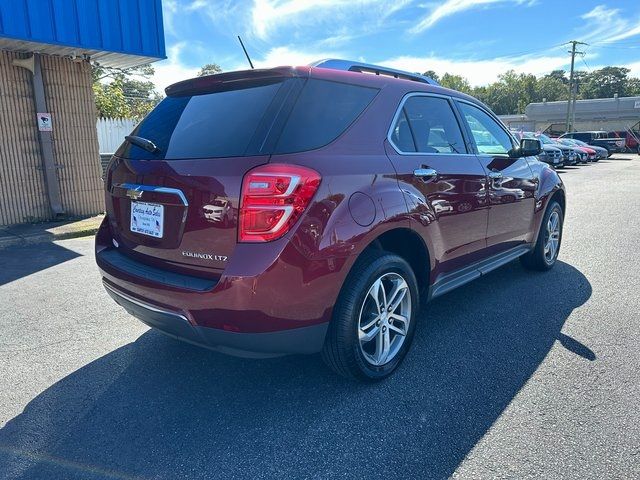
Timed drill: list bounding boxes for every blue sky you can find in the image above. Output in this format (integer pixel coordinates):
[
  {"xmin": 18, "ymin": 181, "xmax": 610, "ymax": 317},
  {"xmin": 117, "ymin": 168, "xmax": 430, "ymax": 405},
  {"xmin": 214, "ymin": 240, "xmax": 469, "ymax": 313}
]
[{"xmin": 151, "ymin": 0, "xmax": 640, "ymax": 92}]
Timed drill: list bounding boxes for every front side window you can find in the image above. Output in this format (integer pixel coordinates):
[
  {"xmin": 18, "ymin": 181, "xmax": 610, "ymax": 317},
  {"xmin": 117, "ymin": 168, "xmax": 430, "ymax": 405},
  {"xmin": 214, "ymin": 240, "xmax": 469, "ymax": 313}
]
[
  {"xmin": 390, "ymin": 96, "xmax": 466, "ymax": 154},
  {"xmin": 458, "ymin": 102, "xmax": 515, "ymax": 155}
]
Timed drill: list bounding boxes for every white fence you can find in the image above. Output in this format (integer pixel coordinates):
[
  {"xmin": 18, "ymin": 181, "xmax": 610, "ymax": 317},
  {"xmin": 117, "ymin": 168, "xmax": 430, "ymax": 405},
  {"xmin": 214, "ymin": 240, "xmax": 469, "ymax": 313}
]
[{"xmin": 96, "ymin": 118, "xmax": 138, "ymax": 153}]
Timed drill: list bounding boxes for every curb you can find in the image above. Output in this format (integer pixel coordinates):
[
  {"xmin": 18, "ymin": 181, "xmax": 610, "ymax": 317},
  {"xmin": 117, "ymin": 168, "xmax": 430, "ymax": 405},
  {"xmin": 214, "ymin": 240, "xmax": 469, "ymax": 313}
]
[{"xmin": 0, "ymin": 227, "xmax": 98, "ymax": 250}]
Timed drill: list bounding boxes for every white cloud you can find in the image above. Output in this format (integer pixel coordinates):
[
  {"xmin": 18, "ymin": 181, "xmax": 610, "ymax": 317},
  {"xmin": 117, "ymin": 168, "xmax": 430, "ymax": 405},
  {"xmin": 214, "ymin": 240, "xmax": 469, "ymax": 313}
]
[
  {"xmin": 628, "ymin": 61, "xmax": 640, "ymax": 79},
  {"xmin": 250, "ymin": 0, "xmax": 410, "ymax": 40},
  {"xmin": 579, "ymin": 4, "xmax": 640, "ymax": 44},
  {"xmin": 411, "ymin": 0, "xmax": 535, "ymax": 33},
  {"xmin": 186, "ymin": 0, "xmax": 208, "ymax": 10},
  {"xmin": 162, "ymin": 0, "xmax": 178, "ymax": 36},
  {"xmin": 239, "ymin": 45, "xmax": 344, "ymax": 70},
  {"xmin": 150, "ymin": 43, "xmax": 201, "ymax": 93},
  {"xmin": 379, "ymin": 53, "xmax": 571, "ymax": 86}
]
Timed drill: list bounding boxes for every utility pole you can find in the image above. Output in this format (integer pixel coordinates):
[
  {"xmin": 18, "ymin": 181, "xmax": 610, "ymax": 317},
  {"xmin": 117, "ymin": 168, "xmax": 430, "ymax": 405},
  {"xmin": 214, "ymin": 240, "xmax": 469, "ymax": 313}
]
[{"xmin": 564, "ymin": 40, "xmax": 587, "ymax": 133}]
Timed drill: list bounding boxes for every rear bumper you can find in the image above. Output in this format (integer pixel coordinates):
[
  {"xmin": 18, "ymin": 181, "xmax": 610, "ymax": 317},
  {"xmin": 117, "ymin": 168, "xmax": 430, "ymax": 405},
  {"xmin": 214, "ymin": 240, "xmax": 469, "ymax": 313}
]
[
  {"xmin": 104, "ymin": 280, "xmax": 329, "ymax": 358},
  {"xmin": 95, "ymin": 216, "xmax": 341, "ymax": 357}
]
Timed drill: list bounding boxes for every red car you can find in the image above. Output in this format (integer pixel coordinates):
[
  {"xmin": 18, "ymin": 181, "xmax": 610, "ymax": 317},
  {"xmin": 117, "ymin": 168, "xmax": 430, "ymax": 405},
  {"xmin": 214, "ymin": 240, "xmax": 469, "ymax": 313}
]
[
  {"xmin": 557, "ymin": 139, "xmax": 597, "ymax": 162},
  {"xmin": 97, "ymin": 60, "xmax": 565, "ymax": 380}
]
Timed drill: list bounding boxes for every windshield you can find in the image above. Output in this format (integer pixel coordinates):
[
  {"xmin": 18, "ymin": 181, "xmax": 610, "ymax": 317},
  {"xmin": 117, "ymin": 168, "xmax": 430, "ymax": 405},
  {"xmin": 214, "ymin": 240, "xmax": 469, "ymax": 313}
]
[{"xmin": 531, "ymin": 133, "xmax": 555, "ymax": 145}]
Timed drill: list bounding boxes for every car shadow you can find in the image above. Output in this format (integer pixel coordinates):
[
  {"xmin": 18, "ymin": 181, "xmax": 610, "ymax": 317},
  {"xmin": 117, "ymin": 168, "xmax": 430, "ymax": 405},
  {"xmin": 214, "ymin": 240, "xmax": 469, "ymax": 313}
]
[
  {"xmin": 0, "ymin": 242, "xmax": 81, "ymax": 286},
  {"xmin": 0, "ymin": 261, "xmax": 592, "ymax": 479}
]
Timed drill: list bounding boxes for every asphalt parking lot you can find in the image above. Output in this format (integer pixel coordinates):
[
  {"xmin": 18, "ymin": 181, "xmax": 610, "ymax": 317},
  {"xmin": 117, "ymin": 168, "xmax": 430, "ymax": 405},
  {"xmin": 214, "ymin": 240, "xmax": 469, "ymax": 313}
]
[{"xmin": 1, "ymin": 156, "xmax": 639, "ymax": 479}]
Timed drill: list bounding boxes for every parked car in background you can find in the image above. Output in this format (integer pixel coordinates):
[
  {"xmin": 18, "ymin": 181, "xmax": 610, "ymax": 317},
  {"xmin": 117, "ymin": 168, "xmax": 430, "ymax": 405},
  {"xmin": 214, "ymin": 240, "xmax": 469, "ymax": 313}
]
[
  {"xmin": 556, "ymin": 139, "xmax": 598, "ymax": 162},
  {"xmin": 558, "ymin": 138, "xmax": 606, "ymax": 160},
  {"xmin": 513, "ymin": 130, "xmax": 563, "ymax": 168},
  {"xmin": 608, "ymin": 131, "xmax": 640, "ymax": 153},
  {"xmin": 560, "ymin": 131, "xmax": 624, "ymax": 155},
  {"xmin": 97, "ymin": 60, "xmax": 565, "ymax": 380},
  {"xmin": 534, "ymin": 133, "xmax": 578, "ymax": 165}
]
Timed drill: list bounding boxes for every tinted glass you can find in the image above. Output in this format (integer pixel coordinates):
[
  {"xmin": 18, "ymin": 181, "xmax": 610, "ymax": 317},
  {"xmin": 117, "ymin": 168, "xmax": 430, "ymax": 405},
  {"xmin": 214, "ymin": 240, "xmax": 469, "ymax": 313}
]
[
  {"xmin": 274, "ymin": 79, "xmax": 378, "ymax": 154},
  {"xmin": 458, "ymin": 102, "xmax": 514, "ymax": 155},
  {"xmin": 395, "ymin": 96, "xmax": 466, "ymax": 154},
  {"xmin": 118, "ymin": 80, "xmax": 285, "ymax": 160},
  {"xmin": 390, "ymin": 110, "xmax": 416, "ymax": 152}
]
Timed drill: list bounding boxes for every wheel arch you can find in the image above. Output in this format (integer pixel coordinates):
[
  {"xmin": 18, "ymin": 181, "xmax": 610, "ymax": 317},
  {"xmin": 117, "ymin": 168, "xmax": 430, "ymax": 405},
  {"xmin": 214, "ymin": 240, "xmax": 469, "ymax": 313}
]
[
  {"xmin": 549, "ymin": 188, "xmax": 566, "ymax": 215},
  {"xmin": 363, "ymin": 227, "xmax": 431, "ymax": 298}
]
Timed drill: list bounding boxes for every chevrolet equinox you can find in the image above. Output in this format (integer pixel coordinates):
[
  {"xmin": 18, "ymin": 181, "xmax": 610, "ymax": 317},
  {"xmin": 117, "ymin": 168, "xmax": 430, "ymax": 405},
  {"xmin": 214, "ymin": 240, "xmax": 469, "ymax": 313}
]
[{"xmin": 96, "ymin": 59, "xmax": 565, "ymax": 380}]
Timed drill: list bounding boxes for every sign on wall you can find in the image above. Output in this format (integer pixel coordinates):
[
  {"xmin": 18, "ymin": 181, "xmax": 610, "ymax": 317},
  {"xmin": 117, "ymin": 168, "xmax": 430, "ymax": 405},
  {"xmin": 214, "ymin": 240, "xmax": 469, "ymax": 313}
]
[{"xmin": 37, "ymin": 113, "xmax": 52, "ymax": 131}]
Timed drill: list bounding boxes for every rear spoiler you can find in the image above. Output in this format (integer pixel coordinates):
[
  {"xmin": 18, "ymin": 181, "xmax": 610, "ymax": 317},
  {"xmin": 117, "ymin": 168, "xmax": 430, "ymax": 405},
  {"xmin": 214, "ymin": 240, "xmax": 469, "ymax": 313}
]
[{"xmin": 165, "ymin": 67, "xmax": 309, "ymax": 96}]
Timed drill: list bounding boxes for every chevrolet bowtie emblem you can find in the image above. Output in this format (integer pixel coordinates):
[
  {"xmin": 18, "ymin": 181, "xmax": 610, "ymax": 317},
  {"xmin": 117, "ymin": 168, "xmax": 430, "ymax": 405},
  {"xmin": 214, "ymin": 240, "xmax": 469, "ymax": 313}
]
[{"xmin": 126, "ymin": 188, "xmax": 143, "ymax": 200}]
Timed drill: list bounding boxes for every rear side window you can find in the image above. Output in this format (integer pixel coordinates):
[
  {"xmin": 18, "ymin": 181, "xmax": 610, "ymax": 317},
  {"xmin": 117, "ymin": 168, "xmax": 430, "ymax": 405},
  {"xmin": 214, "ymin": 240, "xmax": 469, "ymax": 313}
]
[
  {"xmin": 391, "ymin": 96, "xmax": 467, "ymax": 154},
  {"xmin": 118, "ymin": 80, "xmax": 286, "ymax": 160},
  {"xmin": 274, "ymin": 79, "xmax": 378, "ymax": 154}
]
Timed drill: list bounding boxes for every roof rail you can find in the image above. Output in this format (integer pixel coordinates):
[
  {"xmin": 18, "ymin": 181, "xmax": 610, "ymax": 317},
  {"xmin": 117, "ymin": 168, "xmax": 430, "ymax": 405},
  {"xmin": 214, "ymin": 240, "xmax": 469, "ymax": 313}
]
[{"xmin": 309, "ymin": 59, "xmax": 439, "ymax": 86}]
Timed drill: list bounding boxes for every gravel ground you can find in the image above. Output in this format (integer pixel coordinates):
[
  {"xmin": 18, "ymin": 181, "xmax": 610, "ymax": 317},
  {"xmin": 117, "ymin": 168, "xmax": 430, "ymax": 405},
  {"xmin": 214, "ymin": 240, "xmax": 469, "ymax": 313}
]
[{"xmin": 0, "ymin": 156, "xmax": 638, "ymax": 479}]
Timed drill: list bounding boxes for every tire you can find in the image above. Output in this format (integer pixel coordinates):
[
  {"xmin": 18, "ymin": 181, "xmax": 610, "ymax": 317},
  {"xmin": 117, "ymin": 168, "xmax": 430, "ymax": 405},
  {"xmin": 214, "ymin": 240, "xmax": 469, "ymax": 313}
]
[
  {"xmin": 520, "ymin": 200, "xmax": 563, "ymax": 271},
  {"xmin": 321, "ymin": 250, "xmax": 419, "ymax": 381}
]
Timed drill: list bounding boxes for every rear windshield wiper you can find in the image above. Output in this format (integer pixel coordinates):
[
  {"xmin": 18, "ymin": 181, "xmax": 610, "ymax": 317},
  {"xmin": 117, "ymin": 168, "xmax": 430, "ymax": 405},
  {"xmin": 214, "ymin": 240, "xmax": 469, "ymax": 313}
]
[{"xmin": 125, "ymin": 135, "xmax": 160, "ymax": 154}]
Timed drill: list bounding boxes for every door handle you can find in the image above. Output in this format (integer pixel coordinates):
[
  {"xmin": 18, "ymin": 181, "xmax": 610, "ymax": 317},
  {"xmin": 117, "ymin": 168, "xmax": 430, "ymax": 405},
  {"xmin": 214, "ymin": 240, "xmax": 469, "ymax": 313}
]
[
  {"xmin": 488, "ymin": 171, "xmax": 502, "ymax": 180},
  {"xmin": 414, "ymin": 168, "xmax": 438, "ymax": 179}
]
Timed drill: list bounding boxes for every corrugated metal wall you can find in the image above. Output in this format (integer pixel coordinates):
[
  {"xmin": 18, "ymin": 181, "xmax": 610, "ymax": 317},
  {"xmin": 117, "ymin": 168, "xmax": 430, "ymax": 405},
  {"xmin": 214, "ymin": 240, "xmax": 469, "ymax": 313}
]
[
  {"xmin": 0, "ymin": 51, "xmax": 50, "ymax": 224},
  {"xmin": 42, "ymin": 55, "xmax": 104, "ymax": 219},
  {"xmin": 0, "ymin": 52, "xmax": 104, "ymax": 226}
]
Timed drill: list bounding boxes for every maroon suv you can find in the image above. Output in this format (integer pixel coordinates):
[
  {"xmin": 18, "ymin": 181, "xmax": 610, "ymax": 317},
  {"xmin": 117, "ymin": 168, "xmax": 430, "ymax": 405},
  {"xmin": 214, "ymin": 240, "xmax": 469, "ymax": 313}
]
[{"xmin": 96, "ymin": 60, "xmax": 565, "ymax": 380}]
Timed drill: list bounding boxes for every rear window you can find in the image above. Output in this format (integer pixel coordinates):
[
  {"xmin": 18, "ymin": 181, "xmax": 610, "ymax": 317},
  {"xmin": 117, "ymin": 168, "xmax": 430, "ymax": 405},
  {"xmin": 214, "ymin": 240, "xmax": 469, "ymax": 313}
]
[
  {"xmin": 274, "ymin": 79, "xmax": 378, "ymax": 154},
  {"xmin": 118, "ymin": 79, "xmax": 286, "ymax": 160},
  {"xmin": 117, "ymin": 78, "xmax": 378, "ymax": 160}
]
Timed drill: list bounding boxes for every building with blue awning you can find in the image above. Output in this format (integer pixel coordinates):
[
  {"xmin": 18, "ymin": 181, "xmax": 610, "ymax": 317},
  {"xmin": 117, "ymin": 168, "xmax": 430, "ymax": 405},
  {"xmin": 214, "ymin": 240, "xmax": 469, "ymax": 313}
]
[{"xmin": 0, "ymin": 0, "xmax": 166, "ymax": 225}]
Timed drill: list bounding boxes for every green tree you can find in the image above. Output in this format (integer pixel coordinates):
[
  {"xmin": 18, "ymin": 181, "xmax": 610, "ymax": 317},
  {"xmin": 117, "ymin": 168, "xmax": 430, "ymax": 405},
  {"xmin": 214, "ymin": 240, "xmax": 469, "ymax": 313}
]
[
  {"xmin": 537, "ymin": 75, "xmax": 567, "ymax": 102},
  {"xmin": 545, "ymin": 70, "xmax": 568, "ymax": 85},
  {"xmin": 578, "ymin": 66, "xmax": 632, "ymax": 99},
  {"xmin": 422, "ymin": 70, "xmax": 440, "ymax": 82},
  {"xmin": 439, "ymin": 73, "xmax": 472, "ymax": 94},
  {"xmin": 92, "ymin": 63, "xmax": 161, "ymax": 119},
  {"xmin": 93, "ymin": 79, "xmax": 130, "ymax": 118},
  {"xmin": 454, "ymin": 66, "xmax": 640, "ymax": 114},
  {"xmin": 197, "ymin": 63, "xmax": 223, "ymax": 77}
]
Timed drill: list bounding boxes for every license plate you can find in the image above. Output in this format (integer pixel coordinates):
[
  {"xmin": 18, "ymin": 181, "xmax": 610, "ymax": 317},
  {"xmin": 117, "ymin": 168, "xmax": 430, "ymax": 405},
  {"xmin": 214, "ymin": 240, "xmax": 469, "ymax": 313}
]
[{"xmin": 130, "ymin": 201, "xmax": 164, "ymax": 238}]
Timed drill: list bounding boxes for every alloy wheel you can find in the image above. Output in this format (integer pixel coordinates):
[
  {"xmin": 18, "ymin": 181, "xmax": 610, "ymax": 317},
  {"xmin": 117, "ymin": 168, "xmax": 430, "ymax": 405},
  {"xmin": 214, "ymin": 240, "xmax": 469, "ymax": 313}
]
[
  {"xmin": 544, "ymin": 210, "xmax": 561, "ymax": 263},
  {"xmin": 358, "ymin": 272, "xmax": 412, "ymax": 366}
]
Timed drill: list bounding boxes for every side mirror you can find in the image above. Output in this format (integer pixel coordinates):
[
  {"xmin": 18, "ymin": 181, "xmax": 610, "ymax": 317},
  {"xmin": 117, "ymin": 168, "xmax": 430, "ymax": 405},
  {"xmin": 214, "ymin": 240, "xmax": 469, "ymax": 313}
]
[{"xmin": 510, "ymin": 138, "xmax": 542, "ymax": 157}]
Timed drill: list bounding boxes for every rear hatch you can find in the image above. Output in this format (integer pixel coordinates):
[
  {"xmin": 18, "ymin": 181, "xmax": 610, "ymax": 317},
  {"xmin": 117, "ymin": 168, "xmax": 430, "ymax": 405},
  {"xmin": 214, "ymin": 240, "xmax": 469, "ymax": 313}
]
[{"xmin": 105, "ymin": 69, "xmax": 305, "ymax": 274}]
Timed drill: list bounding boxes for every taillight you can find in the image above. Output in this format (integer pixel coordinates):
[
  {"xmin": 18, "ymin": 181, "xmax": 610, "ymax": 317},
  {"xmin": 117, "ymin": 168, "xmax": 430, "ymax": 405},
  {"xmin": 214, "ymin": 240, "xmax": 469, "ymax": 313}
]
[{"xmin": 239, "ymin": 164, "xmax": 321, "ymax": 242}]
